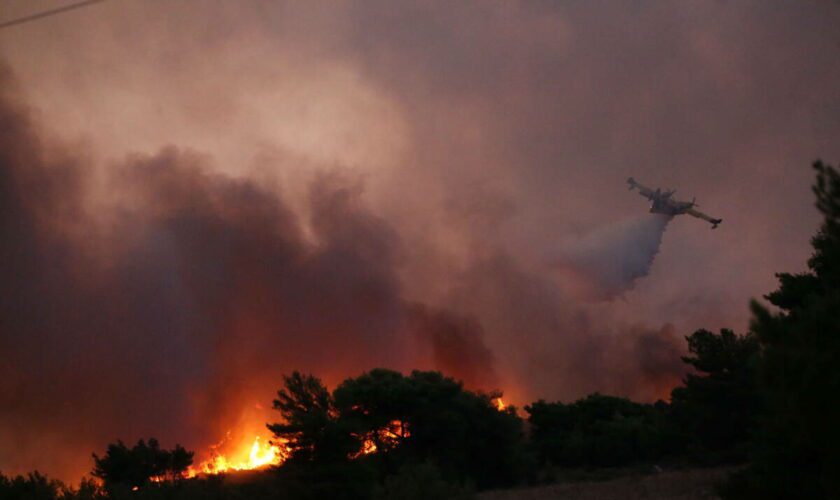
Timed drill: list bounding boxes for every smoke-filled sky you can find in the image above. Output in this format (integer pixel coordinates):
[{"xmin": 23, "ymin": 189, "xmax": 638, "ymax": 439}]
[{"xmin": 1, "ymin": 0, "xmax": 839, "ymax": 482}]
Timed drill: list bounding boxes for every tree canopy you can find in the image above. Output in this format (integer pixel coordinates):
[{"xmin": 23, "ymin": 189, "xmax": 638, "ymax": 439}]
[
  {"xmin": 268, "ymin": 369, "xmax": 526, "ymax": 490},
  {"xmin": 722, "ymin": 161, "xmax": 840, "ymax": 499},
  {"xmin": 526, "ymin": 394, "xmax": 676, "ymax": 467},
  {"xmin": 91, "ymin": 438, "xmax": 193, "ymax": 491},
  {"xmin": 267, "ymin": 371, "xmax": 357, "ymax": 464},
  {"xmin": 669, "ymin": 328, "xmax": 761, "ymax": 461}
]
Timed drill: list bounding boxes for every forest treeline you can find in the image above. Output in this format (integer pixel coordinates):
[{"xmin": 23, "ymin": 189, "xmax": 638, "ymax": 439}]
[{"xmin": 2, "ymin": 161, "xmax": 839, "ymax": 499}]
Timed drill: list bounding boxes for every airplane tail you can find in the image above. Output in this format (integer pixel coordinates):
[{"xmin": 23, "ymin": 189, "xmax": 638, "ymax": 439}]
[
  {"xmin": 711, "ymin": 218, "xmax": 722, "ymax": 229},
  {"xmin": 627, "ymin": 177, "xmax": 637, "ymax": 190}
]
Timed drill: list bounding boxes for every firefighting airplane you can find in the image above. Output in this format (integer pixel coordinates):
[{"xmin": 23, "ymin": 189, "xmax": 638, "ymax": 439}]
[{"xmin": 627, "ymin": 177, "xmax": 722, "ymax": 229}]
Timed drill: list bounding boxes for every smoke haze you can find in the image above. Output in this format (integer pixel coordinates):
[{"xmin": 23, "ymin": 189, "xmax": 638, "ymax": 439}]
[{"xmin": 1, "ymin": 0, "xmax": 839, "ymax": 482}]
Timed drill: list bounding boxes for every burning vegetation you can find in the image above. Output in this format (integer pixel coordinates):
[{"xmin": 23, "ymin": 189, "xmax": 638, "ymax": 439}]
[
  {"xmin": 183, "ymin": 435, "xmax": 287, "ymax": 477},
  {"xmin": 9, "ymin": 149, "xmax": 840, "ymax": 500},
  {"xmin": 86, "ymin": 369, "xmax": 520, "ymax": 495},
  {"xmin": 181, "ymin": 418, "xmax": 412, "ymax": 479},
  {"xmin": 493, "ymin": 397, "xmax": 507, "ymax": 412},
  {"xmin": 0, "ymin": 61, "xmax": 698, "ymax": 487}
]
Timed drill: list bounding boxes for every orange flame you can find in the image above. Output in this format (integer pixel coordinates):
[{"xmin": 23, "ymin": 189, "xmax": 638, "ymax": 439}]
[
  {"xmin": 184, "ymin": 435, "xmax": 289, "ymax": 478},
  {"xmin": 170, "ymin": 419, "xmax": 415, "ymax": 479},
  {"xmin": 493, "ymin": 397, "xmax": 506, "ymax": 411},
  {"xmin": 349, "ymin": 419, "xmax": 408, "ymax": 459},
  {"xmin": 357, "ymin": 439, "xmax": 378, "ymax": 456}
]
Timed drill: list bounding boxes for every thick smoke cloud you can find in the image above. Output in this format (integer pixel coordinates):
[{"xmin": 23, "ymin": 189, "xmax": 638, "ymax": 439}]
[
  {"xmin": 444, "ymin": 254, "xmax": 685, "ymax": 404},
  {"xmin": 407, "ymin": 305, "xmax": 499, "ymax": 390},
  {"xmin": 0, "ymin": 63, "xmax": 684, "ymax": 481},
  {"xmin": 2, "ymin": 0, "xmax": 839, "ymax": 483},
  {"xmin": 0, "ymin": 69, "xmax": 499, "ymax": 479}
]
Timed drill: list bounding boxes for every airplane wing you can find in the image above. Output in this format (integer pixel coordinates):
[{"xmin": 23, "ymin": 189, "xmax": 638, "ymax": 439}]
[
  {"xmin": 686, "ymin": 208, "xmax": 722, "ymax": 229},
  {"xmin": 627, "ymin": 177, "xmax": 656, "ymax": 200}
]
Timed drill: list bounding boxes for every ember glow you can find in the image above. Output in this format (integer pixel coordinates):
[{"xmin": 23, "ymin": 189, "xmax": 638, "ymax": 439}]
[
  {"xmin": 351, "ymin": 420, "xmax": 410, "ymax": 459},
  {"xmin": 355, "ymin": 439, "xmax": 378, "ymax": 458},
  {"xmin": 493, "ymin": 398, "xmax": 507, "ymax": 412}
]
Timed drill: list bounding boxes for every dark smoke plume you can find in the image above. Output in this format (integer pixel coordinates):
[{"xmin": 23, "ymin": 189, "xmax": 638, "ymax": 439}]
[
  {"xmin": 0, "ymin": 67, "xmax": 500, "ymax": 480},
  {"xmin": 0, "ymin": 62, "xmax": 686, "ymax": 482},
  {"xmin": 407, "ymin": 304, "xmax": 499, "ymax": 390}
]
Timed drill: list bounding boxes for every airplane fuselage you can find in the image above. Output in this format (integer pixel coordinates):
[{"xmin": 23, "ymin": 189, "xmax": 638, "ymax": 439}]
[
  {"xmin": 650, "ymin": 198, "xmax": 693, "ymax": 216},
  {"xmin": 628, "ymin": 177, "xmax": 722, "ymax": 228}
]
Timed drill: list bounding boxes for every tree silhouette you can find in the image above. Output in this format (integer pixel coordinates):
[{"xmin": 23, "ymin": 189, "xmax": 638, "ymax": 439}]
[
  {"xmin": 267, "ymin": 371, "xmax": 356, "ymax": 464},
  {"xmin": 0, "ymin": 471, "xmax": 68, "ymax": 500},
  {"xmin": 526, "ymin": 394, "xmax": 675, "ymax": 467},
  {"xmin": 723, "ymin": 161, "xmax": 840, "ymax": 499},
  {"xmin": 669, "ymin": 328, "xmax": 761, "ymax": 461},
  {"xmin": 268, "ymin": 369, "xmax": 526, "ymax": 490},
  {"xmin": 332, "ymin": 368, "xmax": 417, "ymax": 457},
  {"xmin": 91, "ymin": 438, "xmax": 193, "ymax": 491},
  {"xmin": 334, "ymin": 369, "xmax": 526, "ymax": 489}
]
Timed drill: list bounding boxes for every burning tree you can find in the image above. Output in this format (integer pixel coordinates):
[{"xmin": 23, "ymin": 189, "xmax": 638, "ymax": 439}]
[
  {"xmin": 267, "ymin": 371, "xmax": 358, "ymax": 464},
  {"xmin": 332, "ymin": 369, "xmax": 414, "ymax": 457},
  {"xmin": 268, "ymin": 369, "xmax": 527, "ymax": 490}
]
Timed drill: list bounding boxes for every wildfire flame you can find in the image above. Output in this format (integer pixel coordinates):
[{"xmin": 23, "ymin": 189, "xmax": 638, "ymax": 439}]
[
  {"xmin": 183, "ymin": 412, "xmax": 507, "ymax": 477},
  {"xmin": 171, "ymin": 413, "xmax": 520, "ymax": 480},
  {"xmin": 350, "ymin": 419, "xmax": 408, "ymax": 459},
  {"xmin": 183, "ymin": 435, "xmax": 289, "ymax": 478},
  {"xmin": 144, "ymin": 404, "xmax": 506, "ymax": 487},
  {"xmin": 357, "ymin": 439, "xmax": 378, "ymax": 456}
]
